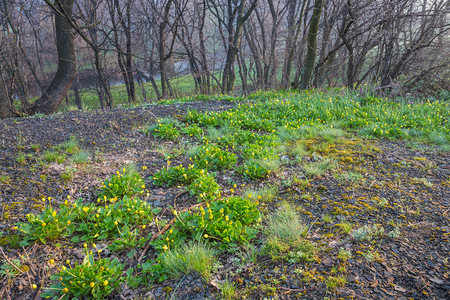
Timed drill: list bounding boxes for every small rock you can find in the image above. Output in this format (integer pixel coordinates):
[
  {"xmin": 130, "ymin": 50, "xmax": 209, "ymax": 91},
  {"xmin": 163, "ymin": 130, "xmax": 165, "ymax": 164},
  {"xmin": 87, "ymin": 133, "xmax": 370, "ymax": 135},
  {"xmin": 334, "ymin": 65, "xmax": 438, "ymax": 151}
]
[{"xmin": 429, "ymin": 277, "xmax": 444, "ymax": 285}]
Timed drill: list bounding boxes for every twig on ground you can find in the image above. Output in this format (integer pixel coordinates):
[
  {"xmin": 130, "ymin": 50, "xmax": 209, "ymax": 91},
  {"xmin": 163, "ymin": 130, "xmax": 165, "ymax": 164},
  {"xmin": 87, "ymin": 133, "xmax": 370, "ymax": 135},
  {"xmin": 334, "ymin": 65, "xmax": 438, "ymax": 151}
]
[
  {"xmin": 137, "ymin": 202, "xmax": 206, "ymax": 263},
  {"xmin": 0, "ymin": 247, "xmax": 25, "ymax": 274},
  {"xmin": 277, "ymin": 286, "xmax": 315, "ymax": 292},
  {"xmin": 173, "ymin": 191, "xmax": 188, "ymax": 209}
]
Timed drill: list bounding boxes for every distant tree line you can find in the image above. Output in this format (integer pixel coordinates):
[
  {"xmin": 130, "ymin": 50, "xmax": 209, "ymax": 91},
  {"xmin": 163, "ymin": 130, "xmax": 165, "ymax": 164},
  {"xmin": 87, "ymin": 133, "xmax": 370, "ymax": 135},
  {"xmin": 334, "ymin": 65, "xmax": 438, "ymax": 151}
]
[{"xmin": 0, "ymin": 0, "xmax": 448, "ymax": 117}]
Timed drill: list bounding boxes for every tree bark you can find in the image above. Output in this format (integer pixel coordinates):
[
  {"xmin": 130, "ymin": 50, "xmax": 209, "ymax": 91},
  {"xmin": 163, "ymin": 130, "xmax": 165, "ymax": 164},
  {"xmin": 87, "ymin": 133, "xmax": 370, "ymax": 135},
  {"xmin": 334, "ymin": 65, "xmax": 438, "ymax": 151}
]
[
  {"xmin": 221, "ymin": 0, "xmax": 258, "ymax": 93},
  {"xmin": 28, "ymin": 0, "xmax": 76, "ymax": 115},
  {"xmin": 299, "ymin": 0, "xmax": 323, "ymax": 89},
  {"xmin": 0, "ymin": 68, "xmax": 12, "ymax": 119}
]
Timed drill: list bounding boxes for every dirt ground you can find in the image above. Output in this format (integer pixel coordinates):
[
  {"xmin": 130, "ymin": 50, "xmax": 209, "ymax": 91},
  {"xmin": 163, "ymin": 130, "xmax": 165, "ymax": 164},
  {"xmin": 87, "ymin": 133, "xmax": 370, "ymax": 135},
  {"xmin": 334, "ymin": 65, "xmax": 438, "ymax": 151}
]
[{"xmin": 0, "ymin": 101, "xmax": 449, "ymax": 299}]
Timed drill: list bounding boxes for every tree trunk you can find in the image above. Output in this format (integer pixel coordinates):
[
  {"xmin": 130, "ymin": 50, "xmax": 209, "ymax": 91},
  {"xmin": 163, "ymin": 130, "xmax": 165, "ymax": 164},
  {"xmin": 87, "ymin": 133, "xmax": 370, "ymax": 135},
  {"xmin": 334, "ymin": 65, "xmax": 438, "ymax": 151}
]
[
  {"xmin": 222, "ymin": 0, "xmax": 258, "ymax": 93},
  {"xmin": 0, "ymin": 73, "xmax": 12, "ymax": 119},
  {"xmin": 29, "ymin": 0, "xmax": 76, "ymax": 115},
  {"xmin": 299, "ymin": 0, "xmax": 323, "ymax": 90},
  {"xmin": 72, "ymin": 78, "xmax": 82, "ymax": 109}
]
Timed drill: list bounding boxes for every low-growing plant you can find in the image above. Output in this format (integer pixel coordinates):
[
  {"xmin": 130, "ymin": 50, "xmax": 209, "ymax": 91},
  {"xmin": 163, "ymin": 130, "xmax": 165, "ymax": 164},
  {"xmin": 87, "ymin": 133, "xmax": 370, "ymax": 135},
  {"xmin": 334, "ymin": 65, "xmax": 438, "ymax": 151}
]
[
  {"xmin": 72, "ymin": 150, "xmax": 90, "ymax": 164},
  {"xmin": 17, "ymin": 194, "xmax": 157, "ymax": 246},
  {"xmin": 59, "ymin": 136, "xmax": 80, "ymax": 154},
  {"xmin": 161, "ymin": 241, "xmax": 215, "ymax": 280},
  {"xmin": 238, "ymin": 244, "xmax": 259, "ymax": 265},
  {"xmin": 291, "ymin": 142, "xmax": 308, "ymax": 157},
  {"xmin": 73, "ymin": 196, "xmax": 157, "ymax": 242},
  {"xmin": 286, "ymin": 241, "xmax": 317, "ymax": 263},
  {"xmin": 152, "ymin": 164, "xmax": 203, "ymax": 186},
  {"xmin": 262, "ymin": 203, "xmax": 316, "ymax": 261},
  {"xmin": 266, "ymin": 203, "xmax": 306, "ymax": 244},
  {"xmin": 41, "ymin": 246, "xmax": 124, "ymax": 299},
  {"xmin": 186, "ymin": 173, "xmax": 221, "ymax": 202},
  {"xmin": 31, "ymin": 143, "xmax": 41, "ymax": 152},
  {"xmin": 244, "ymin": 184, "xmax": 278, "ymax": 203},
  {"xmin": 336, "ymin": 171, "xmax": 363, "ymax": 183},
  {"xmin": 152, "ymin": 196, "xmax": 261, "ymax": 251},
  {"xmin": 61, "ymin": 167, "xmax": 76, "ymax": 181},
  {"xmin": 221, "ymin": 277, "xmax": 237, "ymax": 300},
  {"xmin": 335, "ymin": 222, "xmax": 353, "ymax": 234},
  {"xmin": 319, "ymin": 127, "xmax": 345, "ymax": 141},
  {"xmin": 428, "ymin": 132, "xmax": 448, "ymax": 145},
  {"xmin": 46, "ymin": 151, "xmax": 66, "ymax": 163},
  {"xmin": 98, "ymin": 165, "xmax": 144, "ymax": 201},
  {"xmin": 240, "ymin": 143, "xmax": 279, "ymax": 161},
  {"xmin": 321, "ymin": 214, "xmax": 334, "ymax": 223},
  {"xmin": 182, "ymin": 123, "xmax": 204, "ymax": 138},
  {"xmin": 302, "ymin": 158, "xmax": 336, "ymax": 177},
  {"xmin": 361, "ymin": 250, "xmax": 380, "ymax": 262},
  {"xmin": 16, "ymin": 204, "xmax": 75, "ymax": 245},
  {"xmin": 325, "ymin": 275, "xmax": 347, "ymax": 290},
  {"xmin": 16, "ymin": 152, "xmax": 26, "ymax": 164},
  {"xmin": 387, "ymin": 227, "xmax": 401, "ymax": 238},
  {"xmin": 338, "ymin": 248, "xmax": 352, "ymax": 261},
  {"xmin": 239, "ymin": 160, "xmax": 270, "ymax": 179},
  {"xmin": 108, "ymin": 226, "xmax": 148, "ymax": 253},
  {"xmin": 191, "ymin": 143, "xmax": 237, "ymax": 170},
  {"xmin": 0, "ymin": 174, "xmax": 11, "ymax": 184},
  {"xmin": 351, "ymin": 224, "xmax": 384, "ymax": 241},
  {"xmin": 148, "ymin": 120, "xmax": 180, "ymax": 140},
  {"xmin": 0, "ymin": 258, "xmax": 24, "ymax": 279}
]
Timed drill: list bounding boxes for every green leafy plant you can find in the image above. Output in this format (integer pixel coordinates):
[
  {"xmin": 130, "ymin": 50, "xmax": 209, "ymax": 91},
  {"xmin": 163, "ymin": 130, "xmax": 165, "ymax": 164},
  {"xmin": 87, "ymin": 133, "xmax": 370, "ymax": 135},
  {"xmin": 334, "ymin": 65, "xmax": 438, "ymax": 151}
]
[
  {"xmin": 239, "ymin": 160, "xmax": 270, "ymax": 179},
  {"xmin": 41, "ymin": 246, "xmax": 124, "ymax": 299},
  {"xmin": 0, "ymin": 258, "xmax": 24, "ymax": 279},
  {"xmin": 108, "ymin": 226, "xmax": 148, "ymax": 253},
  {"xmin": 152, "ymin": 196, "xmax": 261, "ymax": 251},
  {"xmin": 191, "ymin": 143, "xmax": 237, "ymax": 170},
  {"xmin": 148, "ymin": 121, "xmax": 180, "ymax": 140},
  {"xmin": 98, "ymin": 165, "xmax": 144, "ymax": 201},
  {"xmin": 16, "ymin": 204, "xmax": 75, "ymax": 245},
  {"xmin": 152, "ymin": 164, "xmax": 203, "ymax": 186},
  {"xmin": 325, "ymin": 275, "xmax": 347, "ymax": 290},
  {"xmin": 186, "ymin": 173, "xmax": 221, "ymax": 202},
  {"xmin": 73, "ymin": 196, "xmax": 157, "ymax": 242},
  {"xmin": 182, "ymin": 123, "xmax": 204, "ymax": 138},
  {"xmin": 17, "ymin": 195, "xmax": 157, "ymax": 245}
]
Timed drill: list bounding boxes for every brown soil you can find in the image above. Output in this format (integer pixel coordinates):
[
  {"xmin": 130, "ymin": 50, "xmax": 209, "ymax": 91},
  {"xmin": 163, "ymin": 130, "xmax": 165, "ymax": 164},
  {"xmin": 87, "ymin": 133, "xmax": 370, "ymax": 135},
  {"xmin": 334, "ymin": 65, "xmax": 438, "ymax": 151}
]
[{"xmin": 0, "ymin": 101, "xmax": 448, "ymax": 300}]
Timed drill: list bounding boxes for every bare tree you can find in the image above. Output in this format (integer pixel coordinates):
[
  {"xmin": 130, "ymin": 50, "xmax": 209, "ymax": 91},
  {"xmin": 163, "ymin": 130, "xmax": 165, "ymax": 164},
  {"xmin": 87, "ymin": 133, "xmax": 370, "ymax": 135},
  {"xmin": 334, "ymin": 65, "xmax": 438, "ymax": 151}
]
[
  {"xmin": 208, "ymin": 0, "xmax": 259, "ymax": 93},
  {"xmin": 28, "ymin": 0, "xmax": 76, "ymax": 115}
]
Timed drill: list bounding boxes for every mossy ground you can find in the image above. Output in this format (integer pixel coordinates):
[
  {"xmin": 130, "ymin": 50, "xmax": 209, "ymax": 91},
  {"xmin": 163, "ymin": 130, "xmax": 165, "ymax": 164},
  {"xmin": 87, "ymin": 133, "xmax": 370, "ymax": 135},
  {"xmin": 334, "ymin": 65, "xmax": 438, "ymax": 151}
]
[{"xmin": 0, "ymin": 95, "xmax": 448, "ymax": 299}]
